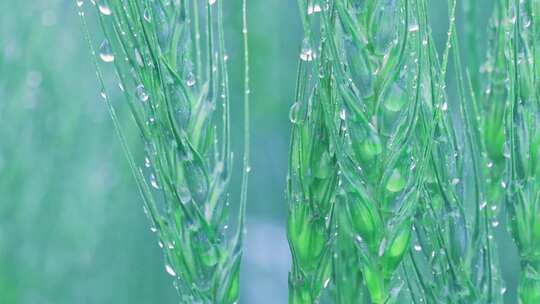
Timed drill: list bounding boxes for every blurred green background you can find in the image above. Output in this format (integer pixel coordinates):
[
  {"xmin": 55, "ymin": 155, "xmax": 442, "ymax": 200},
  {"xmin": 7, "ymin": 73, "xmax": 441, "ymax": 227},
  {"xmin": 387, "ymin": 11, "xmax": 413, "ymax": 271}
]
[{"xmin": 0, "ymin": 0, "xmax": 520, "ymax": 303}]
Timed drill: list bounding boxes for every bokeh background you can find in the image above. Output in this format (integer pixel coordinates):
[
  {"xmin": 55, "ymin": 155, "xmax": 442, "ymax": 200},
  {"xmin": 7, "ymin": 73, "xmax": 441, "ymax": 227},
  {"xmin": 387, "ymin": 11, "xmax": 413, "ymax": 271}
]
[{"xmin": 0, "ymin": 0, "xmax": 520, "ymax": 303}]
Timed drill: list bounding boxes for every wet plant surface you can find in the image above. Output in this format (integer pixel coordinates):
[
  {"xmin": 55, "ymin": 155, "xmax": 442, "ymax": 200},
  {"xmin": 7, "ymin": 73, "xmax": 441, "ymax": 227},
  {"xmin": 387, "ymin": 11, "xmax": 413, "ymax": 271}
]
[{"xmin": 0, "ymin": 0, "xmax": 538, "ymax": 303}]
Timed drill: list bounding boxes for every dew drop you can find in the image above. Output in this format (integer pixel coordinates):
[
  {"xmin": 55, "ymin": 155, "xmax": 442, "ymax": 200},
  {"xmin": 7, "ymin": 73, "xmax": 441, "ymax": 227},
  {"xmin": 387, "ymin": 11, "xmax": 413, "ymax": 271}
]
[
  {"xmin": 99, "ymin": 39, "xmax": 115, "ymax": 63},
  {"xmin": 339, "ymin": 107, "xmax": 347, "ymax": 120},
  {"xmin": 144, "ymin": 157, "xmax": 151, "ymax": 168},
  {"xmin": 441, "ymin": 102, "xmax": 448, "ymax": 111},
  {"xmin": 289, "ymin": 102, "xmax": 300, "ymax": 124},
  {"xmin": 386, "ymin": 169, "xmax": 406, "ymax": 193},
  {"xmin": 300, "ymin": 39, "xmax": 314, "ymax": 62},
  {"xmin": 136, "ymin": 84, "xmax": 149, "ymax": 102},
  {"xmin": 135, "ymin": 49, "xmax": 144, "ymax": 67},
  {"xmin": 186, "ymin": 72, "xmax": 196, "ymax": 87},
  {"xmin": 143, "ymin": 9, "xmax": 151, "ymax": 22},
  {"xmin": 98, "ymin": 3, "xmax": 112, "ymax": 15},
  {"xmin": 165, "ymin": 264, "xmax": 177, "ymax": 277},
  {"xmin": 480, "ymin": 201, "xmax": 488, "ymax": 209},
  {"xmin": 76, "ymin": 0, "xmax": 84, "ymax": 7},
  {"xmin": 307, "ymin": 3, "xmax": 322, "ymax": 15},
  {"xmin": 150, "ymin": 174, "xmax": 160, "ymax": 189},
  {"xmin": 408, "ymin": 23, "xmax": 419, "ymax": 32},
  {"xmin": 323, "ymin": 277, "xmax": 330, "ymax": 288},
  {"xmin": 414, "ymin": 244, "xmax": 422, "ymax": 252},
  {"xmin": 208, "ymin": 0, "xmax": 216, "ymax": 5}
]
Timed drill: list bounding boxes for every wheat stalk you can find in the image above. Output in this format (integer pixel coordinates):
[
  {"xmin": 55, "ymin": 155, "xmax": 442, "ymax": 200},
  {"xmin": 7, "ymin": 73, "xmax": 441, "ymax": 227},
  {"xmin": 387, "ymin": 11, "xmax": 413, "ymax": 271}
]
[{"xmin": 77, "ymin": 0, "xmax": 250, "ymax": 302}]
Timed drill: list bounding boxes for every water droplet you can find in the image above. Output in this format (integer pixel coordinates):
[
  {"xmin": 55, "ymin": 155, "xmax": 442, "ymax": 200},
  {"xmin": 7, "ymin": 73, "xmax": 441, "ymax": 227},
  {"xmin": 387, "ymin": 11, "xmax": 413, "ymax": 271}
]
[
  {"xmin": 441, "ymin": 102, "xmax": 448, "ymax": 111},
  {"xmin": 136, "ymin": 84, "xmax": 149, "ymax": 102},
  {"xmin": 414, "ymin": 244, "xmax": 422, "ymax": 251},
  {"xmin": 178, "ymin": 186, "xmax": 192, "ymax": 204},
  {"xmin": 208, "ymin": 0, "xmax": 216, "ymax": 5},
  {"xmin": 135, "ymin": 49, "xmax": 144, "ymax": 66},
  {"xmin": 289, "ymin": 102, "xmax": 300, "ymax": 124},
  {"xmin": 144, "ymin": 157, "xmax": 151, "ymax": 168},
  {"xmin": 165, "ymin": 264, "xmax": 177, "ymax": 277},
  {"xmin": 300, "ymin": 39, "xmax": 314, "ymax": 61},
  {"xmin": 323, "ymin": 277, "xmax": 330, "ymax": 288},
  {"xmin": 501, "ymin": 181, "xmax": 507, "ymax": 188},
  {"xmin": 186, "ymin": 72, "xmax": 196, "ymax": 87},
  {"xmin": 480, "ymin": 201, "xmax": 488, "ymax": 209},
  {"xmin": 386, "ymin": 169, "xmax": 406, "ymax": 193},
  {"xmin": 150, "ymin": 174, "xmax": 160, "ymax": 189},
  {"xmin": 384, "ymin": 84, "xmax": 407, "ymax": 112},
  {"xmin": 339, "ymin": 107, "xmax": 347, "ymax": 120},
  {"xmin": 408, "ymin": 23, "xmax": 419, "ymax": 32},
  {"xmin": 451, "ymin": 178, "xmax": 460, "ymax": 185},
  {"xmin": 487, "ymin": 162, "xmax": 493, "ymax": 168},
  {"xmin": 98, "ymin": 3, "xmax": 112, "ymax": 15},
  {"xmin": 500, "ymin": 287, "xmax": 507, "ymax": 295},
  {"xmin": 143, "ymin": 9, "xmax": 151, "ymax": 22},
  {"xmin": 492, "ymin": 221, "xmax": 499, "ymax": 227},
  {"xmin": 245, "ymin": 166, "xmax": 252, "ymax": 173},
  {"xmin": 100, "ymin": 90, "xmax": 107, "ymax": 99},
  {"xmin": 307, "ymin": 3, "xmax": 321, "ymax": 15},
  {"xmin": 150, "ymin": 226, "xmax": 158, "ymax": 233},
  {"xmin": 76, "ymin": 0, "xmax": 84, "ymax": 7},
  {"xmin": 99, "ymin": 39, "xmax": 115, "ymax": 63}
]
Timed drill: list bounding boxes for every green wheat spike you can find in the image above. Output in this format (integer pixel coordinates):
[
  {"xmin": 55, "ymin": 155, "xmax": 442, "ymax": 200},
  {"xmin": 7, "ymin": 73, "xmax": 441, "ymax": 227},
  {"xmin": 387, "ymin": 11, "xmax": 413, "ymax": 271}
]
[{"xmin": 78, "ymin": 0, "xmax": 250, "ymax": 303}]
